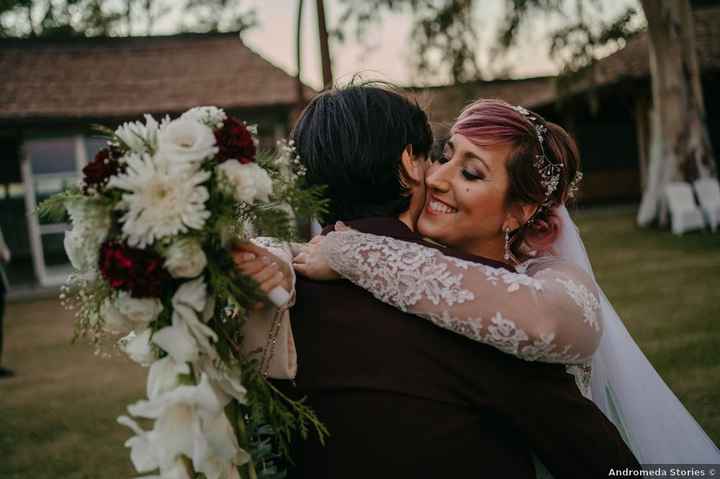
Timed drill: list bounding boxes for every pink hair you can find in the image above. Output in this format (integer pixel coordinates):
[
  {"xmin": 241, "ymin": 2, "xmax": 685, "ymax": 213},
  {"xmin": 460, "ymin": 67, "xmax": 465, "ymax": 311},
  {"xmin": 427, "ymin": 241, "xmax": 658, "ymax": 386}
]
[{"xmin": 451, "ymin": 99, "xmax": 536, "ymax": 147}]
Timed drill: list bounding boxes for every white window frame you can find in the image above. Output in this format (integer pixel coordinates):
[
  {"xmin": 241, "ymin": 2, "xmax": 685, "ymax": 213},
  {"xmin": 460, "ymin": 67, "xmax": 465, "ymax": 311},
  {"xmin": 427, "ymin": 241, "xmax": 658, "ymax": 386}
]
[{"xmin": 21, "ymin": 134, "xmax": 88, "ymax": 286}]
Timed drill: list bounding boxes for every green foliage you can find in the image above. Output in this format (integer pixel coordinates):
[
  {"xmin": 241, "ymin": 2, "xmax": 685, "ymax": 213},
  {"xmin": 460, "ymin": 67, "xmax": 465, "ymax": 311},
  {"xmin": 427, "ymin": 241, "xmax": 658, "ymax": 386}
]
[
  {"xmin": 181, "ymin": 0, "xmax": 257, "ymax": 34},
  {"xmin": 0, "ymin": 0, "xmax": 256, "ymax": 38},
  {"xmin": 35, "ymin": 187, "xmax": 84, "ymax": 222},
  {"xmin": 338, "ymin": 0, "xmax": 645, "ymax": 85},
  {"xmin": 241, "ymin": 364, "xmax": 329, "ymax": 465},
  {"xmin": 338, "ymin": 0, "xmax": 482, "ymax": 83}
]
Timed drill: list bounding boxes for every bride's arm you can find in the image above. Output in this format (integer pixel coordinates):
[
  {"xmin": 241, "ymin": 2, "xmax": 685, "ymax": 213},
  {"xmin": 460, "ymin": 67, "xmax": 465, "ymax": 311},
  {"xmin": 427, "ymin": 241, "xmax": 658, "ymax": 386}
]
[{"xmin": 315, "ymin": 230, "xmax": 602, "ymax": 364}]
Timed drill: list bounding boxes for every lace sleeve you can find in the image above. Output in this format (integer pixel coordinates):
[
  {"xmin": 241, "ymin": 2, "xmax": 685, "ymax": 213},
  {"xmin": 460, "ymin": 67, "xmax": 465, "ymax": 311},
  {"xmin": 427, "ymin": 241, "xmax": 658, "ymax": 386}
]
[{"xmin": 319, "ymin": 230, "xmax": 602, "ymax": 364}]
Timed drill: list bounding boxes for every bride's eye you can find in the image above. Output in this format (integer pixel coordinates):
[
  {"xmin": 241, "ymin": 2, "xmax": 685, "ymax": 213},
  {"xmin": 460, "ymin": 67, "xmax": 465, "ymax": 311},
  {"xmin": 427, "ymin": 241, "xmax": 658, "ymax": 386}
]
[{"xmin": 462, "ymin": 169, "xmax": 483, "ymax": 181}]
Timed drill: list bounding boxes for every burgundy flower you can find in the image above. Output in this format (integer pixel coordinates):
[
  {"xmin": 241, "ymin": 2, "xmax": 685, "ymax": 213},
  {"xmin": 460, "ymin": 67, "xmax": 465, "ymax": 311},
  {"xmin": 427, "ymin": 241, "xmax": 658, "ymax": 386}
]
[
  {"xmin": 214, "ymin": 117, "xmax": 256, "ymax": 164},
  {"xmin": 99, "ymin": 240, "xmax": 170, "ymax": 298},
  {"xmin": 83, "ymin": 147, "xmax": 125, "ymax": 193}
]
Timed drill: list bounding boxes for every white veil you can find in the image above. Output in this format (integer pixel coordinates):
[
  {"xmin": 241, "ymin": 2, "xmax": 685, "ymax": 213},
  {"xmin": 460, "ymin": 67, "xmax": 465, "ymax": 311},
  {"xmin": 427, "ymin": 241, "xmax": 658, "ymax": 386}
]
[{"xmin": 554, "ymin": 205, "xmax": 720, "ymax": 464}]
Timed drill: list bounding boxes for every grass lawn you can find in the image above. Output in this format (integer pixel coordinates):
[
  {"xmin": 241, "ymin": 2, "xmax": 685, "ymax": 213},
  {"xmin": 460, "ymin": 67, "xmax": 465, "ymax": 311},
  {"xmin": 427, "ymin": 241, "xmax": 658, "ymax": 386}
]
[{"xmin": 0, "ymin": 208, "xmax": 718, "ymax": 477}]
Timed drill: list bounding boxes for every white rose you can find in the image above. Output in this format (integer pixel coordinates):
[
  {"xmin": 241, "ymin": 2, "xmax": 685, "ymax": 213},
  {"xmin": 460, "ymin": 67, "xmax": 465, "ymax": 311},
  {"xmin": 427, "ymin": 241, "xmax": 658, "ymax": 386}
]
[
  {"xmin": 119, "ymin": 329, "xmax": 156, "ymax": 366},
  {"xmin": 115, "ymin": 292, "xmax": 164, "ymax": 330},
  {"xmin": 180, "ymin": 106, "xmax": 227, "ymax": 130},
  {"xmin": 100, "ymin": 298, "xmax": 130, "ymax": 333},
  {"xmin": 217, "ymin": 160, "xmax": 273, "ymax": 204},
  {"xmin": 157, "ymin": 117, "xmax": 217, "ymax": 165},
  {"xmin": 164, "ymin": 238, "xmax": 207, "ymax": 279}
]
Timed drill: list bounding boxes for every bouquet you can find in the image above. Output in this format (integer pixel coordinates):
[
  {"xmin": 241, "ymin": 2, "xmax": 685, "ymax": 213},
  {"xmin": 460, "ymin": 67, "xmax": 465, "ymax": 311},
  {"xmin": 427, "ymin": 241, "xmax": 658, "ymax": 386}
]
[{"xmin": 38, "ymin": 106, "xmax": 328, "ymax": 479}]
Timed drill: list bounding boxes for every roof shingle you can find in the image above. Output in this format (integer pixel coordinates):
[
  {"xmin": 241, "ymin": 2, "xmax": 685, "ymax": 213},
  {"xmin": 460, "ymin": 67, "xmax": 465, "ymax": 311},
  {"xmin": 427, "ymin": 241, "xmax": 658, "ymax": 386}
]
[{"xmin": 0, "ymin": 32, "xmax": 314, "ymax": 121}]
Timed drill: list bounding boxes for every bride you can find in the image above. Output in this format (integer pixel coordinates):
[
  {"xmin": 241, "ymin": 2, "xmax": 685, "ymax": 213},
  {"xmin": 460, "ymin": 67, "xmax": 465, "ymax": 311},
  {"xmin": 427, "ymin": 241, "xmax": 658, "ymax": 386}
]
[{"xmin": 288, "ymin": 99, "xmax": 720, "ymax": 465}]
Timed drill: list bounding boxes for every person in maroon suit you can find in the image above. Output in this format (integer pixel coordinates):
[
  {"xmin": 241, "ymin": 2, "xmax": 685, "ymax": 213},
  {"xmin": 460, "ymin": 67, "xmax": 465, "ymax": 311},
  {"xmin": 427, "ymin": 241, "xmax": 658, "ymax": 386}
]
[{"xmin": 235, "ymin": 83, "xmax": 639, "ymax": 478}]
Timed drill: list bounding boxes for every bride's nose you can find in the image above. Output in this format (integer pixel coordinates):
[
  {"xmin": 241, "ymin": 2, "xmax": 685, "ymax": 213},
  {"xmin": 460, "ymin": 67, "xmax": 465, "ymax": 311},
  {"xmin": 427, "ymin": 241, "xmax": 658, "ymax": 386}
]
[{"xmin": 426, "ymin": 163, "xmax": 451, "ymax": 193}]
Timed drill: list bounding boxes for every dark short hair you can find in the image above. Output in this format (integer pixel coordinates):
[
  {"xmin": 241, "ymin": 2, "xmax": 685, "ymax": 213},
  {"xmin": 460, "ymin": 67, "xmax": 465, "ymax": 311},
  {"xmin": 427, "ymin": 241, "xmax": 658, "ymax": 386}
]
[{"xmin": 292, "ymin": 82, "xmax": 433, "ymax": 224}]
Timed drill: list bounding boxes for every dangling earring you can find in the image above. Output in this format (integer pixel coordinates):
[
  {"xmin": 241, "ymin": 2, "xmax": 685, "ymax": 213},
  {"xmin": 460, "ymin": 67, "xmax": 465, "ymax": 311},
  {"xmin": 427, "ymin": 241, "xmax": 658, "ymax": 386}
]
[{"xmin": 503, "ymin": 227, "xmax": 512, "ymax": 262}]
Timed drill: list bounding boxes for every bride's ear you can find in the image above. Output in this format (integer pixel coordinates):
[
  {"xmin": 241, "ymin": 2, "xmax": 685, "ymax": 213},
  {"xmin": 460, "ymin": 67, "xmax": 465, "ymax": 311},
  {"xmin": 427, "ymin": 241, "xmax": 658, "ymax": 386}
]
[{"xmin": 400, "ymin": 145, "xmax": 424, "ymax": 187}]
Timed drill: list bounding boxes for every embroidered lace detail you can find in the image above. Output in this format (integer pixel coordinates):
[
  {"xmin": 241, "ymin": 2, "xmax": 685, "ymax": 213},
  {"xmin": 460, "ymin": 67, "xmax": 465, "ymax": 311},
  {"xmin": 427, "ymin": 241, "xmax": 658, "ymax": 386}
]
[
  {"xmin": 555, "ymin": 277, "xmax": 601, "ymax": 331},
  {"xmin": 330, "ymin": 235, "xmax": 475, "ymax": 310},
  {"xmin": 321, "ymin": 230, "xmax": 603, "ymax": 365}
]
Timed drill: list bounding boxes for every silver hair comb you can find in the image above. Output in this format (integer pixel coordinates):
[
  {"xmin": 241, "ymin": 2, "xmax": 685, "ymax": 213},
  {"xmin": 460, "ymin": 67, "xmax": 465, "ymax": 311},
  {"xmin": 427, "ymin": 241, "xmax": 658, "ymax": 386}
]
[{"xmin": 510, "ymin": 105, "xmax": 563, "ymax": 204}]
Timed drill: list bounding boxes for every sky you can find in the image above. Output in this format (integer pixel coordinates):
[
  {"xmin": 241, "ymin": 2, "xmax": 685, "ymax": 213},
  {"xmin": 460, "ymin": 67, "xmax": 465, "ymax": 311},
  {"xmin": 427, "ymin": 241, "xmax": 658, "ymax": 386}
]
[
  {"xmin": 154, "ymin": 0, "xmax": 641, "ymax": 90},
  {"xmin": 240, "ymin": 0, "xmax": 555, "ymax": 89}
]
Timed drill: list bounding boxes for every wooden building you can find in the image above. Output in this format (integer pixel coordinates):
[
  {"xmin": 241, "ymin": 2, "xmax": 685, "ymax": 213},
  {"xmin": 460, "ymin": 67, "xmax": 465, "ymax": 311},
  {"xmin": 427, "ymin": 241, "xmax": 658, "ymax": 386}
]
[{"xmin": 0, "ymin": 32, "xmax": 312, "ymax": 290}]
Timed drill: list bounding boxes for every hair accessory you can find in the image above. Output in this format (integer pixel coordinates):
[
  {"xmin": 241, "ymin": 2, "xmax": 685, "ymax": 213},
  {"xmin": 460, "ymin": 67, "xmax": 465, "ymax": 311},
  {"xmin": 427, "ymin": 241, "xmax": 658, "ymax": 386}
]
[
  {"xmin": 503, "ymin": 227, "xmax": 511, "ymax": 261},
  {"xmin": 568, "ymin": 171, "xmax": 584, "ymax": 199},
  {"xmin": 510, "ymin": 105, "xmax": 562, "ymax": 204}
]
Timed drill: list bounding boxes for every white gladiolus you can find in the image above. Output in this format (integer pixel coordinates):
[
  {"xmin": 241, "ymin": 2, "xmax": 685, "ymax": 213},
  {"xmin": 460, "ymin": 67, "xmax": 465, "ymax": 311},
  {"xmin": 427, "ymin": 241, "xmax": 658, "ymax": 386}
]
[
  {"xmin": 117, "ymin": 415, "xmax": 161, "ymax": 473},
  {"xmin": 196, "ymin": 357, "xmax": 247, "ymax": 404},
  {"xmin": 164, "ymin": 238, "xmax": 207, "ymax": 279},
  {"xmin": 127, "ymin": 374, "xmax": 236, "ymax": 476},
  {"xmin": 216, "ymin": 160, "xmax": 273, "ymax": 204},
  {"xmin": 153, "ymin": 320, "xmax": 199, "ymax": 364},
  {"xmin": 152, "ymin": 280, "xmax": 213, "ymax": 363},
  {"xmin": 152, "ymin": 458, "xmax": 193, "ymax": 479},
  {"xmin": 157, "ymin": 117, "xmax": 217, "ymax": 165},
  {"xmin": 168, "ymin": 278, "xmax": 218, "ymax": 358},
  {"xmin": 193, "ymin": 412, "xmax": 250, "ymax": 479},
  {"xmin": 119, "ymin": 329, "xmax": 156, "ymax": 366},
  {"xmin": 147, "ymin": 356, "xmax": 191, "ymax": 400}
]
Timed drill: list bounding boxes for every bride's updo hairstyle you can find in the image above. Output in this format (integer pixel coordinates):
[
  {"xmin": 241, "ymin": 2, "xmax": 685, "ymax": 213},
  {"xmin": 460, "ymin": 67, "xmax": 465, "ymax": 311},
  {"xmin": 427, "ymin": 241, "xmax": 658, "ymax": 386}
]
[{"xmin": 451, "ymin": 99, "xmax": 581, "ymax": 257}]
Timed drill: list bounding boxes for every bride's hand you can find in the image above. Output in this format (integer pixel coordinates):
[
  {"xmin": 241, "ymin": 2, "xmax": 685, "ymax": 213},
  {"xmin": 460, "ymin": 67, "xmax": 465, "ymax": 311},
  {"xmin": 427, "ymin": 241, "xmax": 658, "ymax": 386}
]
[
  {"xmin": 293, "ymin": 235, "xmax": 341, "ymax": 281},
  {"xmin": 230, "ymin": 242, "xmax": 290, "ymax": 309}
]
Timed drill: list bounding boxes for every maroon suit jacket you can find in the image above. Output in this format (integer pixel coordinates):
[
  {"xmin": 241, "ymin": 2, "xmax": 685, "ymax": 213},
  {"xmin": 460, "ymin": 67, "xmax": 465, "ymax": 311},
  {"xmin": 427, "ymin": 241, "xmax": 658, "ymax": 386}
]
[{"xmin": 276, "ymin": 216, "xmax": 638, "ymax": 478}]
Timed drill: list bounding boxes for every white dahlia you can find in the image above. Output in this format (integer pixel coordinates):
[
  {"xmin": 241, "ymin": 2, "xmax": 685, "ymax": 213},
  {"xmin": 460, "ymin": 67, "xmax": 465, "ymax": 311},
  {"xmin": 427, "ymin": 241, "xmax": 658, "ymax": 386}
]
[
  {"xmin": 115, "ymin": 114, "xmax": 160, "ymax": 154},
  {"xmin": 109, "ymin": 153, "xmax": 211, "ymax": 248}
]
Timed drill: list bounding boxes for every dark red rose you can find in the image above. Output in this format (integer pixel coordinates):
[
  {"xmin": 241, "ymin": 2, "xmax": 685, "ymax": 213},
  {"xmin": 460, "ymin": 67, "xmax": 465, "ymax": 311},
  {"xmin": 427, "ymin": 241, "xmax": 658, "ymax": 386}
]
[
  {"xmin": 214, "ymin": 117, "xmax": 256, "ymax": 164},
  {"xmin": 83, "ymin": 147, "xmax": 125, "ymax": 193},
  {"xmin": 99, "ymin": 240, "xmax": 170, "ymax": 298}
]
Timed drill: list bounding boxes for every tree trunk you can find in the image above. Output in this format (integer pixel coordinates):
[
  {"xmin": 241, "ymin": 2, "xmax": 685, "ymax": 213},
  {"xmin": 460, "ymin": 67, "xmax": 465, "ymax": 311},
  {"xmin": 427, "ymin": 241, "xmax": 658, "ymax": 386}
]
[
  {"xmin": 126, "ymin": 0, "xmax": 132, "ymax": 35},
  {"xmin": 315, "ymin": 0, "xmax": 333, "ymax": 90},
  {"xmin": 637, "ymin": 0, "xmax": 717, "ymax": 227}
]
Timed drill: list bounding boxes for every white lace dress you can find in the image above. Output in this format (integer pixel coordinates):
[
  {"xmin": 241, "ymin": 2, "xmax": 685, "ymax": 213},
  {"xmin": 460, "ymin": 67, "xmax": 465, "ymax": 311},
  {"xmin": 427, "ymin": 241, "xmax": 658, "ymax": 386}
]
[{"xmin": 316, "ymin": 229, "xmax": 603, "ymax": 399}]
